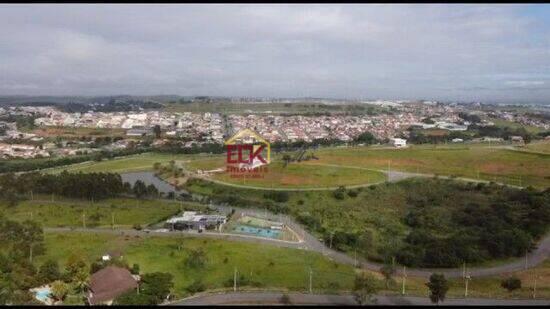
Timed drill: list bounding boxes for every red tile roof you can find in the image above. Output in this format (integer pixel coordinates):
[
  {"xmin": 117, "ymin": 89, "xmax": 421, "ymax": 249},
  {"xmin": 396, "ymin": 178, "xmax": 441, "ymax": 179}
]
[{"xmin": 88, "ymin": 266, "xmax": 138, "ymax": 305}]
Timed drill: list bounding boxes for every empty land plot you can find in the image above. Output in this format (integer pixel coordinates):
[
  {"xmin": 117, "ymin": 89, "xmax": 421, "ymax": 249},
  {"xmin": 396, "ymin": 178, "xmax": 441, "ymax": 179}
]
[
  {"xmin": 0, "ymin": 197, "xmax": 192, "ymax": 228},
  {"xmin": 302, "ymin": 144, "xmax": 550, "ymax": 188},
  {"xmin": 40, "ymin": 232, "xmax": 356, "ymax": 298}
]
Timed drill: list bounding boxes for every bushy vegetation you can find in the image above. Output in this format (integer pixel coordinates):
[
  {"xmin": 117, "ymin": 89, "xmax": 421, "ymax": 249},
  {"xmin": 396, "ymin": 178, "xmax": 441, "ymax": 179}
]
[
  {"xmin": 396, "ymin": 182, "xmax": 550, "ymax": 267},
  {"xmin": 470, "ymin": 124, "xmax": 534, "ymax": 143},
  {"xmin": 183, "ymin": 178, "xmax": 550, "ymax": 268},
  {"xmin": 0, "ymin": 216, "xmax": 44, "ymax": 304},
  {"xmin": 185, "ymin": 178, "xmax": 289, "ymax": 214}
]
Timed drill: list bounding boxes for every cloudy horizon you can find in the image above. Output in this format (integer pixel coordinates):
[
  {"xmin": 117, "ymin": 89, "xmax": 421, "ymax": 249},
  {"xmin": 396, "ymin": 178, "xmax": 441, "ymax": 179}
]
[{"xmin": 1, "ymin": 4, "xmax": 550, "ymax": 104}]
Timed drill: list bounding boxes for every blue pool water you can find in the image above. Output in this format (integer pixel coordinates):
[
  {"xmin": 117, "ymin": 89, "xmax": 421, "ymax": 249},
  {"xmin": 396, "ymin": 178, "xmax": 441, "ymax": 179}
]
[
  {"xmin": 234, "ymin": 225, "xmax": 282, "ymax": 239},
  {"xmin": 35, "ymin": 289, "xmax": 51, "ymax": 302}
]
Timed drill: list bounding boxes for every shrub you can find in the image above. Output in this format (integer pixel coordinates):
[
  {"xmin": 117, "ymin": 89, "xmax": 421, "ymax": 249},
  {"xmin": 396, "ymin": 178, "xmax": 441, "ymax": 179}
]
[
  {"xmin": 501, "ymin": 276, "xmax": 522, "ymax": 292},
  {"xmin": 186, "ymin": 279, "xmax": 206, "ymax": 294},
  {"xmin": 184, "ymin": 249, "xmax": 207, "ymax": 269}
]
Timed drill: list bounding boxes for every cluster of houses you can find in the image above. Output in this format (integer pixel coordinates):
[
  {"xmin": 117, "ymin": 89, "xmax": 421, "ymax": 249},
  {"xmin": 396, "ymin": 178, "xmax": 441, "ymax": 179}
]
[{"xmin": 0, "ymin": 142, "xmax": 50, "ymax": 159}]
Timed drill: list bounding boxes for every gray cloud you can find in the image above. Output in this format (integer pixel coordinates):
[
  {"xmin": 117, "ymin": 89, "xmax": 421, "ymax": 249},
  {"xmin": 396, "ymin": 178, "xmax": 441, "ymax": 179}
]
[{"xmin": 0, "ymin": 4, "xmax": 549, "ymax": 103}]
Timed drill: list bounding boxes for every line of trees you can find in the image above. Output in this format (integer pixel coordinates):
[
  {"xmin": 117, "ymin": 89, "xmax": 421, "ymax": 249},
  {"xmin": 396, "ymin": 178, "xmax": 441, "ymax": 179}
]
[{"xmin": 0, "ymin": 172, "xmax": 160, "ymax": 203}]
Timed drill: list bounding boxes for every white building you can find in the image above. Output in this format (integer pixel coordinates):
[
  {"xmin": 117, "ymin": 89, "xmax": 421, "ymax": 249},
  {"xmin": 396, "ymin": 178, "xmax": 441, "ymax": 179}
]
[{"xmin": 389, "ymin": 138, "xmax": 407, "ymax": 148}]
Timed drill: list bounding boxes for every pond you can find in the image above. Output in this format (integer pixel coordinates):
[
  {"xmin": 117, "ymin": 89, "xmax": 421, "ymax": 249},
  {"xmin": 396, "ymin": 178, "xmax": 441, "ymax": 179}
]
[{"xmin": 120, "ymin": 171, "xmax": 188, "ymax": 195}]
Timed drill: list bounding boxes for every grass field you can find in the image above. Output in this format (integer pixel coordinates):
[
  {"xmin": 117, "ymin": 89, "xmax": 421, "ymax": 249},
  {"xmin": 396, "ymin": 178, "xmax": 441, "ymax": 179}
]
[
  {"xmin": 40, "ymin": 232, "xmax": 357, "ymax": 298},
  {"xmin": 179, "ymin": 159, "xmax": 386, "ymax": 189},
  {"xmin": 0, "ymin": 196, "xmax": 195, "ymax": 228},
  {"xmin": 45, "ymin": 142, "xmax": 550, "ymax": 189},
  {"xmin": 488, "ymin": 118, "xmax": 545, "ymax": 134},
  {"xmin": 184, "ymin": 176, "xmax": 550, "ymax": 268},
  {"xmin": 301, "ymin": 144, "xmax": 550, "ymax": 188},
  {"xmin": 46, "ymin": 152, "xmax": 182, "ymax": 174},
  {"xmin": 38, "ymin": 232, "xmax": 550, "ymax": 300},
  {"xmin": 520, "ymin": 140, "xmax": 550, "ymax": 154}
]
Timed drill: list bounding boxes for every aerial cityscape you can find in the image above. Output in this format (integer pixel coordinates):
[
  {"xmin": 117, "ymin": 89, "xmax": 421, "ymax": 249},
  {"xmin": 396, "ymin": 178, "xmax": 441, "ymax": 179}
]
[{"xmin": 0, "ymin": 3, "xmax": 549, "ymax": 307}]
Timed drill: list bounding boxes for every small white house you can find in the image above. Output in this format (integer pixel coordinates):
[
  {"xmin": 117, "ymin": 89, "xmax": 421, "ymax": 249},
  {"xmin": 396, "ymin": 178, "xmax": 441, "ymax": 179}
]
[{"xmin": 389, "ymin": 138, "xmax": 407, "ymax": 148}]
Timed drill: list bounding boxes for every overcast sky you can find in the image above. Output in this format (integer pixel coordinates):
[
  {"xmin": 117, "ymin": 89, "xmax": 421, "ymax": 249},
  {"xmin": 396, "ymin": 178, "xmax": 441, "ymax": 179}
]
[{"xmin": 1, "ymin": 4, "xmax": 549, "ymax": 103}]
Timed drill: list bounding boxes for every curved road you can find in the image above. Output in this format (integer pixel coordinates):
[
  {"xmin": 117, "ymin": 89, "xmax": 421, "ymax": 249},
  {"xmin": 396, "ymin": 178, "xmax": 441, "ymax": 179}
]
[
  {"xmin": 168, "ymin": 291, "xmax": 550, "ymax": 306},
  {"xmin": 45, "ymin": 203, "xmax": 550, "ymax": 279},
  {"xmin": 190, "ymin": 163, "xmax": 523, "ymax": 191}
]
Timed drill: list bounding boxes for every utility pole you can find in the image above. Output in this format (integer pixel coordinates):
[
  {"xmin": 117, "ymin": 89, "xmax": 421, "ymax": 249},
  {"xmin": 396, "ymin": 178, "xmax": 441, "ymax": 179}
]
[
  {"xmin": 463, "ymin": 262, "xmax": 466, "ymax": 279},
  {"xmin": 111, "ymin": 213, "xmax": 115, "ymax": 230},
  {"xmin": 309, "ymin": 267, "xmax": 313, "ymax": 294},
  {"xmin": 234, "ymin": 267, "xmax": 237, "ymax": 292},
  {"xmin": 401, "ymin": 266, "xmax": 406, "ymax": 295}
]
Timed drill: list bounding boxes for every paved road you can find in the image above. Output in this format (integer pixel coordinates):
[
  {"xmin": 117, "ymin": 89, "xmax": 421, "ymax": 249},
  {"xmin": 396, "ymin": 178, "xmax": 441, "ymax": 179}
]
[
  {"xmin": 46, "ymin": 203, "xmax": 550, "ymax": 280},
  {"xmin": 211, "ymin": 205, "xmax": 550, "ymax": 279},
  {"xmin": 169, "ymin": 291, "xmax": 550, "ymax": 306}
]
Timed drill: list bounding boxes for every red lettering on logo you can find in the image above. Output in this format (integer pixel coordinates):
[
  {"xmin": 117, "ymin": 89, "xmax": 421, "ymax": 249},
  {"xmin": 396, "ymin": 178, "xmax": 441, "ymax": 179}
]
[
  {"xmin": 250, "ymin": 145, "xmax": 267, "ymax": 163},
  {"xmin": 226, "ymin": 144, "xmax": 238, "ymax": 164}
]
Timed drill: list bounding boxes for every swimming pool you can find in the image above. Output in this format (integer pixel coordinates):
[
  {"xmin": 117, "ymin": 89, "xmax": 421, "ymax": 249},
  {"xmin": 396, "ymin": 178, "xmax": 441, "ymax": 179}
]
[
  {"xmin": 234, "ymin": 225, "xmax": 282, "ymax": 239},
  {"xmin": 34, "ymin": 288, "xmax": 51, "ymax": 302}
]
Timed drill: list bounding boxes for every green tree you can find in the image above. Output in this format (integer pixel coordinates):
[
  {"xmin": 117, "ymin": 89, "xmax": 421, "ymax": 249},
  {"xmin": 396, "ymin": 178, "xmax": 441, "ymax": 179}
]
[
  {"xmin": 64, "ymin": 254, "xmax": 87, "ymax": 282},
  {"xmin": 139, "ymin": 272, "xmax": 174, "ymax": 304},
  {"xmin": 50, "ymin": 280, "xmax": 69, "ymax": 301},
  {"xmin": 353, "ymin": 272, "xmax": 378, "ymax": 305},
  {"xmin": 132, "ymin": 180, "xmax": 148, "ymax": 199},
  {"xmin": 354, "ymin": 131, "xmax": 378, "ymax": 145},
  {"xmin": 501, "ymin": 276, "xmax": 521, "ymax": 292},
  {"xmin": 72, "ymin": 269, "xmax": 90, "ymax": 294},
  {"xmin": 282, "ymin": 154, "xmax": 292, "ymax": 166},
  {"xmin": 114, "ymin": 291, "xmax": 153, "ymax": 305},
  {"xmin": 153, "ymin": 125, "xmax": 161, "ymax": 139},
  {"xmin": 130, "ymin": 264, "xmax": 140, "ymax": 275},
  {"xmin": 426, "ymin": 273, "xmax": 449, "ymax": 304},
  {"xmin": 380, "ymin": 262, "xmax": 396, "ymax": 289},
  {"xmin": 153, "ymin": 162, "xmax": 161, "ymax": 171},
  {"xmin": 185, "ymin": 279, "xmax": 205, "ymax": 294},
  {"xmin": 38, "ymin": 260, "xmax": 61, "ymax": 283}
]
